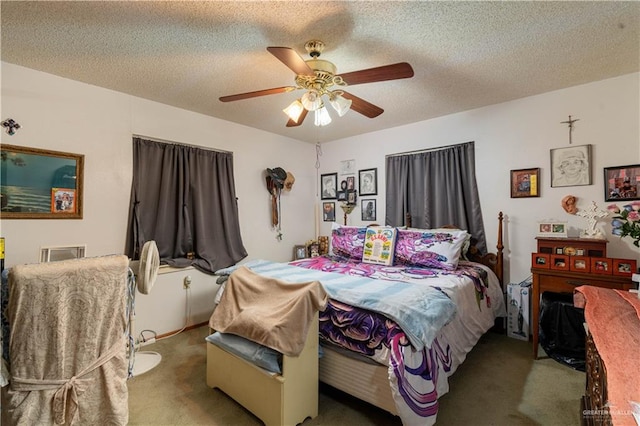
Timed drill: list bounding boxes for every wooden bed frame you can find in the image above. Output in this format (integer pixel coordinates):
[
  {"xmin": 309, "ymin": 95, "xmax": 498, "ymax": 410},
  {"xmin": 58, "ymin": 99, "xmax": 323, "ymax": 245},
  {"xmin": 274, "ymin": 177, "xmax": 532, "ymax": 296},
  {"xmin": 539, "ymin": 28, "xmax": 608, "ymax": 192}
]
[{"xmin": 318, "ymin": 212, "xmax": 505, "ymax": 416}]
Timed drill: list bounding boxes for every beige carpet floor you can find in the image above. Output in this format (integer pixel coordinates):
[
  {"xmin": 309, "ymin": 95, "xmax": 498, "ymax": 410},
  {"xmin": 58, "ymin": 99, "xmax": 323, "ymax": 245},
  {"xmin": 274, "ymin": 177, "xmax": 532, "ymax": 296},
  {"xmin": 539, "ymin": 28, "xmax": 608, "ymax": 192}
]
[{"xmin": 128, "ymin": 326, "xmax": 584, "ymax": 425}]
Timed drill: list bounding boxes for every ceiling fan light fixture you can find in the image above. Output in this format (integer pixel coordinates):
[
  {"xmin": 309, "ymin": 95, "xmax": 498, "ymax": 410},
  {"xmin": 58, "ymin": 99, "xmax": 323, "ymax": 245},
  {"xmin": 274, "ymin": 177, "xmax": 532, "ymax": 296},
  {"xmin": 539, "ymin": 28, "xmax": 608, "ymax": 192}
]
[
  {"xmin": 283, "ymin": 99, "xmax": 305, "ymax": 123},
  {"xmin": 301, "ymin": 90, "xmax": 322, "ymax": 111},
  {"xmin": 314, "ymin": 106, "xmax": 332, "ymax": 127},
  {"xmin": 329, "ymin": 93, "xmax": 352, "ymax": 117}
]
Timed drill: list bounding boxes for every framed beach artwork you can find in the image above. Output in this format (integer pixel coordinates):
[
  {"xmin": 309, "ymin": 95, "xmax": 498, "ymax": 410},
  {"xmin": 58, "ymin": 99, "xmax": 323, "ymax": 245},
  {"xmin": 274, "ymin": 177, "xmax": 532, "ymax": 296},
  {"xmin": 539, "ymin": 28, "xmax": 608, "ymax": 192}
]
[{"xmin": 1, "ymin": 144, "xmax": 84, "ymax": 219}]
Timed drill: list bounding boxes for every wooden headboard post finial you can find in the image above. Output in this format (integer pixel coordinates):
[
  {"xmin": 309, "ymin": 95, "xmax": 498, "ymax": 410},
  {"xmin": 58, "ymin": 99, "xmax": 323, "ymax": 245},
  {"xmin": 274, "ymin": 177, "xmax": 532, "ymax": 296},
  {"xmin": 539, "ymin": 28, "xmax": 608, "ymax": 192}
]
[{"xmin": 496, "ymin": 212, "xmax": 504, "ymax": 286}]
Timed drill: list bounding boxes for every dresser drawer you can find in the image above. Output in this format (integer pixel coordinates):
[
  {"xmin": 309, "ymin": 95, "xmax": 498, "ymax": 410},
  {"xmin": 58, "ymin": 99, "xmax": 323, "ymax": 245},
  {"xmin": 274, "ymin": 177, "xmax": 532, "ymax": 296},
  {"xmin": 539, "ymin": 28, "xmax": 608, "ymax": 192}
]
[{"xmin": 537, "ymin": 273, "xmax": 631, "ymax": 294}]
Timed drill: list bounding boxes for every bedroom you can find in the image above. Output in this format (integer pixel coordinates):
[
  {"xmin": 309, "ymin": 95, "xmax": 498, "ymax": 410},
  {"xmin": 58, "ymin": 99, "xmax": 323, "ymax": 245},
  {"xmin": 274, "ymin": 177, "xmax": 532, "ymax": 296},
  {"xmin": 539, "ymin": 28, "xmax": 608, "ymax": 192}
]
[{"xmin": 1, "ymin": 1, "xmax": 639, "ymax": 425}]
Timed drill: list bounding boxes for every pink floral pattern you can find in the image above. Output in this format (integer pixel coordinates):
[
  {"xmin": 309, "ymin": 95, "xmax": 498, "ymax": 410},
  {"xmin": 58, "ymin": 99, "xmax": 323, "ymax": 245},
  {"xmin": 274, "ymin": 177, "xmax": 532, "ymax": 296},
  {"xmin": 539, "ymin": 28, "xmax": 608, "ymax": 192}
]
[
  {"xmin": 394, "ymin": 229, "xmax": 468, "ymax": 270},
  {"xmin": 330, "ymin": 225, "xmax": 367, "ymax": 260}
]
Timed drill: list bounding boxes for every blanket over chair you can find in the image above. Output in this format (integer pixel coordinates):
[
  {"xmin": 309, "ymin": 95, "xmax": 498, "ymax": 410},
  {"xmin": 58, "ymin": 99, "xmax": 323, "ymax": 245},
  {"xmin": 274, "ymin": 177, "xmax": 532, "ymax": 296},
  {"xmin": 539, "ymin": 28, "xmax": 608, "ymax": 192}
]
[
  {"xmin": 2, "ymin": 255, "xmax": 130, "ymax": 426},
  {"xmin": 210, "ymin": 266, "xmax": 328, "ymax": 357}
]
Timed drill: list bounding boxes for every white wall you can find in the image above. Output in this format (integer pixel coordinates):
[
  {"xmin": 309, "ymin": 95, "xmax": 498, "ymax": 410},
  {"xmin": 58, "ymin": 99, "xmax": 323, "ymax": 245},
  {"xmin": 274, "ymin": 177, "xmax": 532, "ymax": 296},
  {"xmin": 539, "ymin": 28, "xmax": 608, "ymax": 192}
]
[
  {"xmin": 1, "ymin": 62, "xmax": 317, "ymax": 335},
  {"xmin": 3, "ymin": 62, "xmax": 639, "ymax": 334},
  {"xmin": 317, "ymin": 73, "xmax": 640, "ymax": 285}
]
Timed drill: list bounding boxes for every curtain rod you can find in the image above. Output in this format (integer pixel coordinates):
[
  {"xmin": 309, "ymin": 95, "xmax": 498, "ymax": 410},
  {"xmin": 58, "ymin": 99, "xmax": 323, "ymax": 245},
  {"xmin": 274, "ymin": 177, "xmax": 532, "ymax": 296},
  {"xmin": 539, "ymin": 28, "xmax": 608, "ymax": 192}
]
[
  {"xmin": 385, "ymin": 141, "xmax": 474, "ymax": 158},
  {"xmin": 132, "ymin": 134, "xmax": 233, "ymax": 155}
]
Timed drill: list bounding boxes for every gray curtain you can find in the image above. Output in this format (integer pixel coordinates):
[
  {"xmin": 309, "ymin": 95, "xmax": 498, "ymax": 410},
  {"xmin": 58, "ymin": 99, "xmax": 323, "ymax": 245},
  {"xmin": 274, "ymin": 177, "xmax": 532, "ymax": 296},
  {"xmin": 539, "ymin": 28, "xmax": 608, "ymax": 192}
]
[
  {"xmin": 125, "ymin": 137, "xmax": 247, "ymax": 274},
  {"xmin": 385, "ymin": 141, "xmax": 487, "ymax": 253}
]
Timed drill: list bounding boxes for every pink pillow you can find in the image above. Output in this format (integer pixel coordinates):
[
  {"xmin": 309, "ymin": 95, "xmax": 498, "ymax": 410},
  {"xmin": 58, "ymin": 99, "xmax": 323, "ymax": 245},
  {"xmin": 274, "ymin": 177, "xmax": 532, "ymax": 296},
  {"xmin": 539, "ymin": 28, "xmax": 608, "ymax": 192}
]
[
  {"xmin": 330, "ymin": 224, "xmax": 367, "ymax": 261},
  {"xmin": 394, "ymin": 228, "xmax": 469, "ymax": 270}
]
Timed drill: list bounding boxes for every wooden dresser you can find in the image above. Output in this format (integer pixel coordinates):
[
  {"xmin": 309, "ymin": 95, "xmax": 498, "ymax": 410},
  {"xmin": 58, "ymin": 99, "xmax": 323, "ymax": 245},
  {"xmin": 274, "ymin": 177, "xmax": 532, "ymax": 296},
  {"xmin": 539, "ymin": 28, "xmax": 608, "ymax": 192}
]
[{"xmin": 530, "ymin": 237, "xmax": 634, "ymax": 359}]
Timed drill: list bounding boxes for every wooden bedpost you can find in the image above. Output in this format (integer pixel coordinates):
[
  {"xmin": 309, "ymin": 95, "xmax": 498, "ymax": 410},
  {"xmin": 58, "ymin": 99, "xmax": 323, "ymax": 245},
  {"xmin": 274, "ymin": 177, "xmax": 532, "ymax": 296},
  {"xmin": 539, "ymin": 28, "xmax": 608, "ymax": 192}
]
[
  {"xmin": 496, "ymin": 212, "xmax": 504, "ymax": 286},
  {"xmin": 405, "ymin": 212, "xmax": 412, "ymax": 228}
]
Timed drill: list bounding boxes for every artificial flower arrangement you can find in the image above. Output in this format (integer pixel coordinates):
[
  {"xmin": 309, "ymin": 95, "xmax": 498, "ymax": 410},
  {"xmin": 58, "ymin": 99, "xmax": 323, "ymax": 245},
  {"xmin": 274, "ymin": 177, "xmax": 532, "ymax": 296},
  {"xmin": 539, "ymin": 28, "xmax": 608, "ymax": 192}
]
[{"xmin": 608, "ymin": 201, "xmax": 640, "ymax": 248}]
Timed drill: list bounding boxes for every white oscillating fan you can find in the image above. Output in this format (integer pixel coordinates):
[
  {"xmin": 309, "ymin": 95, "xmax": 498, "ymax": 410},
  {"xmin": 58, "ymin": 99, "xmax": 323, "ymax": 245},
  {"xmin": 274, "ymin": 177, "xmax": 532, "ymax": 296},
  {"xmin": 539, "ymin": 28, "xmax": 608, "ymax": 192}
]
[{"xmin": 129, "ymin": 240, "xmax": 161, "ymax": 376}]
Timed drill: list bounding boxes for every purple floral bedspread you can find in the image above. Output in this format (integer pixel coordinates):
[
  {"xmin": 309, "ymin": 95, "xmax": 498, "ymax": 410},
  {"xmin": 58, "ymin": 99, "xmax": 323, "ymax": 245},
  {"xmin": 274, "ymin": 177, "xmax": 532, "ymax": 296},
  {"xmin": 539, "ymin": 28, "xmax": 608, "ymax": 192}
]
[{"xmin": 291, "ymin": 255, "xmax": 495, "ymax": 425}]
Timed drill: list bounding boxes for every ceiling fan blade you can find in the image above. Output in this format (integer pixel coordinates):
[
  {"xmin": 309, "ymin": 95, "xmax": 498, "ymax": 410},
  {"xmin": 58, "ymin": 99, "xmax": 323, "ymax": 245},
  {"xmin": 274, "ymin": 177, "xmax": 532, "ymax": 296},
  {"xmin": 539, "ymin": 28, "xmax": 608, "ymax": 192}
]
[
  {"xmin": 286, "ymin": 108, "xmax": 308, "ymax": 127},
  {"xmin": 341, "ymin": 91, "xmax": 384, "ymax": 118},
  {"xmin": 267, "ymin": 47, "xmax": 314, "ymax": 76},
  {"xmin": 219, "ymin": 86, "xmax": 296, "ymax": 102},
  {"xmin": 339, "ymin": 62, "xmax": 414, "ymax": 86}
]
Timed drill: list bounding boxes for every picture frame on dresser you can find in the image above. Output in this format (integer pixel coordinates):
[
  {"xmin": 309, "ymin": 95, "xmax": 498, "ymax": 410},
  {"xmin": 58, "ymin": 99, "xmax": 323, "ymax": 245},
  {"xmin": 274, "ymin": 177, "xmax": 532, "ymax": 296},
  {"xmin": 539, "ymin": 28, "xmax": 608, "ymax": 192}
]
[
  {"xmin": 570, "ymin": 256, "xmax": 591, "ymax": 273},
  {"xmin": 537, "ymin": 221, "xmax": 568, "ymax": 238},
  {"xmin": 293, "ymin": 245, "xmax": 307, "ymax": 260},
  {"xmin": 612, "ymin": 258, "xmax": 637, "ymax": 276},
  {"xmin": 590, "ymin": 257, "xmax": 613, "ymax": 274},
  {"xmin": 532, "ymin": 253, "xmax": 550, "ymax": 268},
  {"xmin": 550, "ymin": 254, "xmax": 569, "ymax": 270}
]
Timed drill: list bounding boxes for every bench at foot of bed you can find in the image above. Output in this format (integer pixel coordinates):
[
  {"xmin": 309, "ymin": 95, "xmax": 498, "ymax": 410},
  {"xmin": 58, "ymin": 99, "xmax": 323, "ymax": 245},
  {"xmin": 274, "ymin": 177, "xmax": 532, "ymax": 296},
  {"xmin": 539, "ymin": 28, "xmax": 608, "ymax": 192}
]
[{"xmin": 206, "ymin": 314, "xmax": 319, "ymax": 426}]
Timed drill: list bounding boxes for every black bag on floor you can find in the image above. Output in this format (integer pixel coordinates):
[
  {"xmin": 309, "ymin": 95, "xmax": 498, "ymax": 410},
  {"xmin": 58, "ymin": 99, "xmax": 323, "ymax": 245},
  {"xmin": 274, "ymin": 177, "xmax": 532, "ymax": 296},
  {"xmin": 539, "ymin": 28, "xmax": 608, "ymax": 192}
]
[{"xmin": 538, "ymin": 291, "xmax": 585, "ymax": 371}]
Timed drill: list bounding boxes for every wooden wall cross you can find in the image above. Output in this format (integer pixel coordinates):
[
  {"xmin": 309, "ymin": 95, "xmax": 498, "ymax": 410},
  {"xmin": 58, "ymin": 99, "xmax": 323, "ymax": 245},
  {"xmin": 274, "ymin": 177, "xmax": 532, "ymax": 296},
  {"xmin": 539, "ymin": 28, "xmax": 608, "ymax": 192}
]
[{"xmin": 561, "ymin": 115, "xmax": 579, "ymax": 144}]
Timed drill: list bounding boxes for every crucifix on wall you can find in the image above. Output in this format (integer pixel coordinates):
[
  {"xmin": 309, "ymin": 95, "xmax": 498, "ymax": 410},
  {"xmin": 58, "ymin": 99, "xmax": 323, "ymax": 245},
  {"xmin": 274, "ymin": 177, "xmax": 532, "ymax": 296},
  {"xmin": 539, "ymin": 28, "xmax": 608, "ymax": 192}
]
[{"xmin": 561, "ymin": 115, "xmax": 579, "ymax": 144}]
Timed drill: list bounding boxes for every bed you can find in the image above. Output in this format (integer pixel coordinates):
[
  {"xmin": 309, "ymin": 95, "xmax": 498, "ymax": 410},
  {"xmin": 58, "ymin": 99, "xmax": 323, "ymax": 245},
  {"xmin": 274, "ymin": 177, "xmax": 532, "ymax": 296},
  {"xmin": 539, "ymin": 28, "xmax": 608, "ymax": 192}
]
[{"xmin": 209, "ymin": 212, "xmax": 505, "ymax": 425}]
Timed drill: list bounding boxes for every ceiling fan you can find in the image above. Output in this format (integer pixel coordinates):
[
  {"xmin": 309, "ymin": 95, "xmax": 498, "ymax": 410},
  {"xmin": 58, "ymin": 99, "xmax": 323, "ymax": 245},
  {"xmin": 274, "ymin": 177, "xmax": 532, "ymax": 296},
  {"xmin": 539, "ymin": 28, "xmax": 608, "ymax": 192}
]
[{"xmin": 219, "ymin": 40, "xmax": 414, "ymax": 127}]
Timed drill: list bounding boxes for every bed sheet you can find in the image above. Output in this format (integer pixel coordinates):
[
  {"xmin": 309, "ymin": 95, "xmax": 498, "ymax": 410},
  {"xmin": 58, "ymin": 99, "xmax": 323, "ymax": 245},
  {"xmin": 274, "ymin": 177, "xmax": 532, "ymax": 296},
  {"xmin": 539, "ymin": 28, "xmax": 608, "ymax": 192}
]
[
  {"xmin": 215, "ymin": 256, "xmax": 504, "ymax": 425},
  {"xmin": 291, "ymin": 255, "xmax": 505, "ymax": 425}
]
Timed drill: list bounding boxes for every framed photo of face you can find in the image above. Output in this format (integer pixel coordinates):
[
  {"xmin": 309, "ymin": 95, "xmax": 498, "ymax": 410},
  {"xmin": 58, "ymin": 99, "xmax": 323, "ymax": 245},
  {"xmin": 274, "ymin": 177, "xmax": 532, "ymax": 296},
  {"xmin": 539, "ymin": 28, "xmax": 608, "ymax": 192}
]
[
  {"xmin": 321, "ymin": 173, "xmax": 337, "ymax": 200},
  {"xmin": 550, "ymin": 144, "xmax": 591, "ymax": 187},
  {"xmin": 361, "ymin": 199, "xmax": 376, "ymax": 221},
  {"xmin": 322, "ymin": 202, "xmax": 336, "ymax": 222},
  {"xmin": 358, "ymin": 168, "xmax": 377, "ymax": 196}
]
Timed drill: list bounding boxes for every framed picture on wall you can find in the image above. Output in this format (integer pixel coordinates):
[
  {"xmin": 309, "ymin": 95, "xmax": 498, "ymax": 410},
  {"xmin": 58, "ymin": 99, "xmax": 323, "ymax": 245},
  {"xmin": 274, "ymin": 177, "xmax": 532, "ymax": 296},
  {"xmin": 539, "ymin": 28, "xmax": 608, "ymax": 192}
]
[
  {"xmin": 510, "ymin": 168, "xmax": 540, "ymax": 198},
  {"xmin": 604, "ymin": 164, "xmax": 640, "ymax": 201},
  {"xmin": 550, "ymin": 144, "xmax": 591, "ymax": 187},
  {"xmin": 358, "ymin": 168, "xmax": 377, "ymax": 196},
  {"xmin": 321, "ymin": 173, "xmax": 337, "ymax": 200},
  {"xmin": 322, "ymin": 202, "xmax": 335, "ymax": 222},
  {"xmin": 0, "ymin": 144, "xmax": 84, "ymax": 219},
  {"xmin": 340, "ymin": 159, "xmax": 356, "ymax": 175},
  {"xmin": 361, "ymin": 199, "xmax": 376, "ymax": 221}
]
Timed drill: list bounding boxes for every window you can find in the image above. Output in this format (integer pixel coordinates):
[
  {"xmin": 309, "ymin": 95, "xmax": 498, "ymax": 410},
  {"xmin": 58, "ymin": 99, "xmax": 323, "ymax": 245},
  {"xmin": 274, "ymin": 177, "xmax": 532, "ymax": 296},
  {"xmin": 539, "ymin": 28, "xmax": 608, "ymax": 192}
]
[{"xmin": 125, "ymin": 137, "xmax": 246, "ymax": 274}]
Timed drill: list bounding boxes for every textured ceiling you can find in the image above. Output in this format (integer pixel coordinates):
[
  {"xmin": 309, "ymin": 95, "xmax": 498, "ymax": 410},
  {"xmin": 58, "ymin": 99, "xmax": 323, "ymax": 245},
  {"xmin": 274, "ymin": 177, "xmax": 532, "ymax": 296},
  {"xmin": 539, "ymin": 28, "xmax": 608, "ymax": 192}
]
[{"xmin": 1, "ymin": 1, "xmax": 639, "ymax": 143}]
